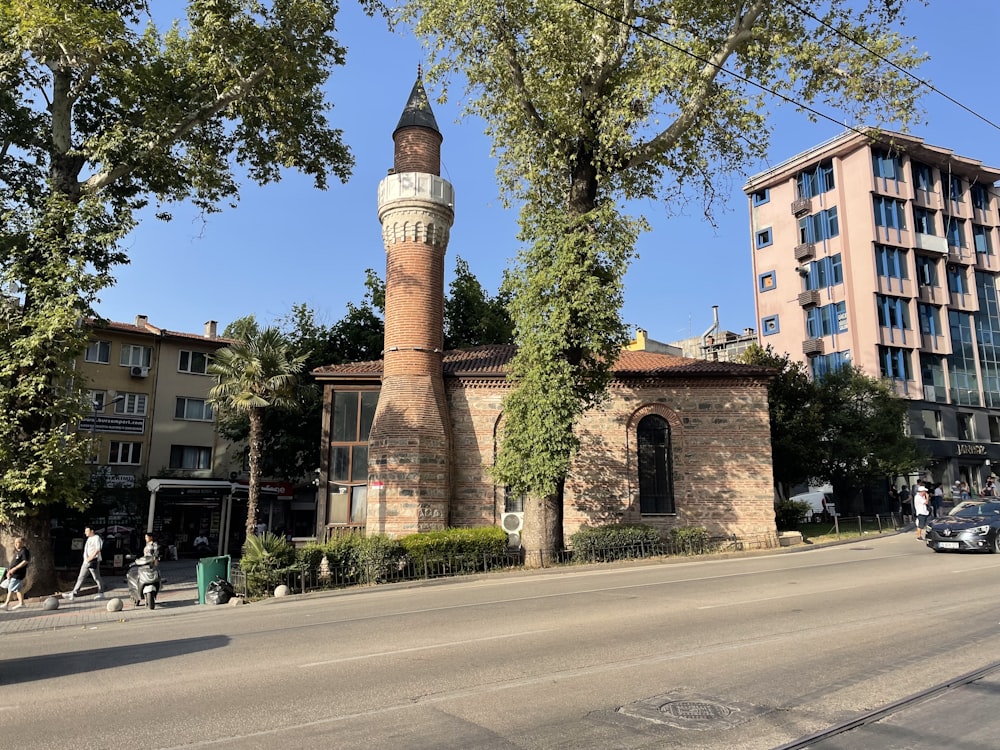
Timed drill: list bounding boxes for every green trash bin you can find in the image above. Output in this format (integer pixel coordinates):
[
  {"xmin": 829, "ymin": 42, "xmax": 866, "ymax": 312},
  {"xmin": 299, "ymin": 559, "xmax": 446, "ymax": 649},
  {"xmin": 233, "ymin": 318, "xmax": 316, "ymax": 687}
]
[{"xmin": 196, "ymin": 555, "xmax": 231, "ymax": 604}]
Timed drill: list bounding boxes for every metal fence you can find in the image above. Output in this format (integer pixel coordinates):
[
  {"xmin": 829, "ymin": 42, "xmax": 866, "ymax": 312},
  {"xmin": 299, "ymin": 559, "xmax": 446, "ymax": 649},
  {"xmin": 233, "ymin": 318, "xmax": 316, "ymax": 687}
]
[{"xmin": 230, "ymin": 531, "xmax": 782, "ymax": 600}]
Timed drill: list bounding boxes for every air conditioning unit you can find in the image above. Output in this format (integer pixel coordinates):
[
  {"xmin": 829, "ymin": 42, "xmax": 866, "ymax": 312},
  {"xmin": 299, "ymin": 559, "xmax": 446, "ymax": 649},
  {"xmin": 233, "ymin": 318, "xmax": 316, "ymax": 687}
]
[
  {"xmin": 501, "ymin": 512, "xmax": 524, "ymax": 548},
  {"xmin": 130, "ymin": 366, "xmax": 149, "ymax": 378}
]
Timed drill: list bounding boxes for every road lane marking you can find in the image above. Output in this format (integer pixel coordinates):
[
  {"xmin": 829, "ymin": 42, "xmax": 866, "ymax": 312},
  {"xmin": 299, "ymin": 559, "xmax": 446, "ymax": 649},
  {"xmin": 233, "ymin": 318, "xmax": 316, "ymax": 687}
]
[{"xmin": 298, "ymin": 630, "xmax": 551, "ymax": 668}]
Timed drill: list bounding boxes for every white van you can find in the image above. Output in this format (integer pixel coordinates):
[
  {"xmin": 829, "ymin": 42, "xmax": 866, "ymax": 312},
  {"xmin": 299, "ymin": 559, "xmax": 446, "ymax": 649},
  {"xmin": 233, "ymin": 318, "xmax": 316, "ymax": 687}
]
[{"xmin": 789, "ymin": 486, "xmax": 837, "ymax": 523}]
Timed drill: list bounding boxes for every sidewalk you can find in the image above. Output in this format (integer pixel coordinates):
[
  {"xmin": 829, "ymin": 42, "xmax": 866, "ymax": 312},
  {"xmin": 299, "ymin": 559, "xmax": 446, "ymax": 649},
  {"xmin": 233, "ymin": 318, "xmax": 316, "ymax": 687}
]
[{"xmin": 0, "ymin": 559, "xmax": 217, "ymax": 635}]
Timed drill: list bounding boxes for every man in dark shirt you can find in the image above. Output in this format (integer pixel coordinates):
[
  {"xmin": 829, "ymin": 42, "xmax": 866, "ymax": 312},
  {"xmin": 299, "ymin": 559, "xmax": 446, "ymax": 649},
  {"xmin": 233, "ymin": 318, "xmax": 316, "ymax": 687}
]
[{"xmin": 2, "ymin": 537, "xmax": 30, "ymax": 610}]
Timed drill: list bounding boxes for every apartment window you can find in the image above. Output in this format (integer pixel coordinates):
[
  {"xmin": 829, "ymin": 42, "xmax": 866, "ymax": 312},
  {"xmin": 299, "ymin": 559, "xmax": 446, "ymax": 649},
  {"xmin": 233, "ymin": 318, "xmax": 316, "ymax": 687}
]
[
  {"xmin": 175, "ymin": 397, "xmax": 213, "ymax": 421},
  {"xmin": 796, "ymin": 161, "xmax": 835, "ymax": 198},
  {"xmin": 113, "ymin": 393, "xmax": 147, "ymax": 416},
  {"xmin": 761, "ymin": 315, "xmax": 779, "ymax": 336},
  {"xmin": 811, "ymin": 350, "xmax": 851, "ymax": 380},
  {"xmin": 120, "ymin": 344, "xmax": 152, "ymax": 368},
  {"xmin": 948, "ymin": 310, "xmax": 981, "ymax": 406},
  {"xmin": 88, "ymin": 390, "xmax": 106, "ymax": 411},
  {"xmin": 920, "ymin": 409, "xmax": 942, "ymax": 438},
  {"xmin": 637, "ymin": 415, "xmax": 675, "ymax": 514},
  {"xmin": 975, "ymin": 270, "xmax": 1000, "ymax": 408},
  {"xmin": 947, "ymin": 265, "xmax": 967, "ymax": 295},
  {"xmin": 758, "ymin": 271, "xmax": 776, "ymax": 293},
  {"xmin": 920, "ymin": 354, "xmax": 947, "ymax": 402},
  {"xmin": 876, "ymin": 295, "xmax": 910, "ymax": 330},
  {"xmin": 912, "ymin": 161, "xmax": 934, "ymax": 192},
  {"xmin": 755, "ymin": 227, "xmax": 773, "ymax": 249},
  {"xmin": 178, "ymin": 350, "xmax": 210, "ymax": 375},
  {"xmin": 950, "ymin": 176, "xmax": 964, "ymax": 202},
  {"xmin": 874, "ymin": 197, "xmax": 907, "ymax": 230},
  {"xmin": 804, "ymin": 254, "xmax": 843, "ymax": 291},
  {"xmin": 972, "ymin": 184, "xmax": 990, "ymax": 212},
  {"xmin": 751, "ymin": 189, "xmax": 770, "ymax": 206},
  {"xmin": 799, "ymin": 207, "xmax": 839, "ymax": 244},
  {"xmin": 957, "ymin": 413, "xmax": 976, "ymax": 441},
  {"xmin": 109, "ymin": 441, "xmax": 142, "ymax": 465},
  {"xmin": 806, "ymin": 302, "xmax": 847, "ymax": 338},
  {"xmin": 169, "ymin": 445, "xmax": 212, "ymax": 470},
  {"xmin": 875, "ymin": 244, "xmax": 908, "ymax": 280},
  {"xmin": 974, "ymin": 224, "xmax": 993, "ymax": 254},
  {"xmin": 917, "ymin": 304, "xmax": 941, "ymax": 336},
  {"xmin": 327, "ymin": 389, "xmax": 379, "ymax": 525},
  {"xmin": 915, "ymin": 255, "xmax": 939, "ymax": 287},
  {"xmin": 946, "ymin": 217, "xmax": 966, "ymax": 248},
  {"xmin": 912, "ymin": 207, "xmax": 936, "ymax": 235},
  {"xmin": 878, "ymin": 346, "xmax": 912, "ymax": 380},
  {"xmin": 872, "ymin": 148, "xmax": 904, "ymax": 181},
  {"xmin": 85, "ymin": 340, "xmax": 111, "ymax": 364},
  {"xmin": 990, "ymin": 416, "xmax": 1000, "ymax": 442}
]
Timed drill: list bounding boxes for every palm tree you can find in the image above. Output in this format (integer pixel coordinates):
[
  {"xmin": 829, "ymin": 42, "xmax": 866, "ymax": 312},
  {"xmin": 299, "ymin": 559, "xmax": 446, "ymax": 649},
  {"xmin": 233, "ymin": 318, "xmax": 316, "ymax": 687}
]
[{"xmin": 208, "ymin": 326, "xmax": 307, "ymax": 540}]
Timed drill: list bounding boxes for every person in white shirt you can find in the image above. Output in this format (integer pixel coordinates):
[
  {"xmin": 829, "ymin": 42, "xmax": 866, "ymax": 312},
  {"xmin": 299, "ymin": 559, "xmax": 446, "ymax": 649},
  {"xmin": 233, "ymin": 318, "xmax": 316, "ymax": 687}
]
[
  {"xmin": 63, "ymin": 527, "xmax": 104, "ymax": 601},
  {"xmin": 913, "ymin": 485, "xmax": 931, "ymax": 540}
]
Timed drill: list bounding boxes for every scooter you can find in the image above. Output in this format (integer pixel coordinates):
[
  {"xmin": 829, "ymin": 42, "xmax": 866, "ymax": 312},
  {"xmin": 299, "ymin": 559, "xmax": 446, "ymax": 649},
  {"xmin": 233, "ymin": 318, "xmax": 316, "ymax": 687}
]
[{"xmin": 125, "ymin": 554, "xmax": 162, "ymax": 609}]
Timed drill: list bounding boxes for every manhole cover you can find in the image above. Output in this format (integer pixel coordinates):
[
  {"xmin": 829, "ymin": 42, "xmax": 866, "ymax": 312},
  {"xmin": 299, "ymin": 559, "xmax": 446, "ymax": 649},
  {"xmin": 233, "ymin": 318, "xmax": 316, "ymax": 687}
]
[
  {"xmin": 660, "ymin": 700, "xmax": 733, "ymax": 721},
  {"xmin": 612, "ymin": 692, "xmax": 765, "ymax": 731}
]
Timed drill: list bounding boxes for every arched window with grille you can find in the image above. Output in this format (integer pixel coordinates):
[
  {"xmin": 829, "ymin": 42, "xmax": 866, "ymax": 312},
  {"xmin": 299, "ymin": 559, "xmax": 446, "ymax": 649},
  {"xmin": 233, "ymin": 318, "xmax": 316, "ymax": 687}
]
[{"xmin": 637, "ymin": 414, "xmax": 675, "ymax": 514}]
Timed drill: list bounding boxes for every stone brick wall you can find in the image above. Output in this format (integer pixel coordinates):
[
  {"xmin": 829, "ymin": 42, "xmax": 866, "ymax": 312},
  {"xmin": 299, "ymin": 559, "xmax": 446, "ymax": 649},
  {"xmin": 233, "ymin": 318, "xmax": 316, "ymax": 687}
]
[{"xmin": 445, "ymin": 375, "xmax": 776, "ymax": 542}]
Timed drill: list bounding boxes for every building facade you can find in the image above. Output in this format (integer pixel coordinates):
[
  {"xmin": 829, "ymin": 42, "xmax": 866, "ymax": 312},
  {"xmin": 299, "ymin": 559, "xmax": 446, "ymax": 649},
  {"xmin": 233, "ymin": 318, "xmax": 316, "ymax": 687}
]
[
  {"xmin": 744, "ymin": 130, "xmax": 1000, "ymax": 492},
  {"xmin": 312, "ymin": 74, "xmax": 779, "ymax": 546}
]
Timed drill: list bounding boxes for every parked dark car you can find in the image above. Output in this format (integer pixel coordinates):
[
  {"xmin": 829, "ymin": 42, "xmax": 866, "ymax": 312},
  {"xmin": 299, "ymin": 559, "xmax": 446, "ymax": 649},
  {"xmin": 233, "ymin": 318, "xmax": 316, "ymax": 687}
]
[{"xmin": 925, "ymin": 500, "xmax": 1000, "ymax": 553}]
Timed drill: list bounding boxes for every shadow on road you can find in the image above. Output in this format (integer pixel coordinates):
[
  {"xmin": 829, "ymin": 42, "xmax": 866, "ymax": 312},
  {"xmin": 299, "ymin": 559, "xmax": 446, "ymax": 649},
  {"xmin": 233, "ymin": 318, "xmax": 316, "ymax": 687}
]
[{"xmin": 0, "ymin": 635, "xmax": 230, "ymax": 685}]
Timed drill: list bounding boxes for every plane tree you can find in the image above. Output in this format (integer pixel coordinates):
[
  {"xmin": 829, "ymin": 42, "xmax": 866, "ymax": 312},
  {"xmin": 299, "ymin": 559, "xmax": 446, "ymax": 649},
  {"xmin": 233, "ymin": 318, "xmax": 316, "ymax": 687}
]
[
  {"xmin": 0, "ymin": 0, "xmax": 383, "ymax": 590},
  {"xmin": 399, "ymin": 0, "xmax": 927, "ymax": 558}
]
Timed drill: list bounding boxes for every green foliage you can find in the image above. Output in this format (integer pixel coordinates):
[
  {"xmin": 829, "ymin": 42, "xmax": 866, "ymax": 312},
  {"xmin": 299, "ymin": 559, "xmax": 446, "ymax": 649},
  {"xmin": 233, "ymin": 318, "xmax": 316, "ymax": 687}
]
[
  {"xmin": 667, "ymin": 526, "xmax": 712, "ymax": 553},
  {"xmin": 353, "ymin": 535, "xmax": 406, "ymax": 585},
  {"xmin": 401, "ymin": 0, "xmax": 927, "ymax": 554},
  {"xmin": 774, "ymin": 500, "xmax": 813, "ymax": 531},
  {"xmin": 241, "ymin": 532, "xmax": 296, "ymax": 597},
  {"xmin": 444, "ymin": 257, "xmax": 514, "ymax": 349},
  {"xmin": 0, "ymin": 0, "xmax": 377, "ymax": 524},
  {"xmin": 399, "ymin": 526, "xmax": 509, "ymax": 570},
  {"xmin": 570, "ymin": 523, "xmax": 662, "ymax": 562}
]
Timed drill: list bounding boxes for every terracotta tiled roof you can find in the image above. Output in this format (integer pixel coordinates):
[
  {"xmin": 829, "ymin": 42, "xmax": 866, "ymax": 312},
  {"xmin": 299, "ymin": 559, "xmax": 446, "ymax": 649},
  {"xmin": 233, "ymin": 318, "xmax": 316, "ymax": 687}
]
[
  {"xmin": 86, "ymin": 317, "xmax": 234, "ymax": 345},
  {"xmin": 312, "ymin": 344, "xmax": 772, "ymax": 380}
]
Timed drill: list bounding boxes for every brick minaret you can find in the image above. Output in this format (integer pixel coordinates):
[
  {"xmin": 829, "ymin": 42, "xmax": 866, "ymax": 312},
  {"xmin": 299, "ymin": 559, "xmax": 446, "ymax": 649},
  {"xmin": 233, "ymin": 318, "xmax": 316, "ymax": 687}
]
[{"xmin": 368, "ymin": 73, "xmax": 454, "ymax": 534}]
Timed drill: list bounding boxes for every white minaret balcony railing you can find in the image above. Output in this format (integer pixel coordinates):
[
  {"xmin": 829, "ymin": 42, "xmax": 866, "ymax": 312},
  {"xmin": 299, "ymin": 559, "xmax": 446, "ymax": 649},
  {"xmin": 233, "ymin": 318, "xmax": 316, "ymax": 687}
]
[{"xmin": 378, "ymin": 172, "xmax": 454, "ymax": 210}]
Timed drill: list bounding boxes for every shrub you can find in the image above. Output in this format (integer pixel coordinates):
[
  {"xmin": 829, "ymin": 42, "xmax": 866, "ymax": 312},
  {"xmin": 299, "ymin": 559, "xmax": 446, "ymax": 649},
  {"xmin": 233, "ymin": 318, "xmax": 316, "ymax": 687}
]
[
  {"xmin": 570, "ymin": 524, "xmax": 661, "ymax": 562},
  {"xmin": 400, "ymin": 526, "xmax": 509, "ymax": 573},
  {"xmin": 353, "ymin": 535, "xmax": 406, "ymax": 585},
  {"xmin": 667, "ymin": 526, "xmax": 712, "ymax": 554},
  {"xmin": 774, "ymin": 499, "xmax": 811, "ymax": 530},
  {"xmin": 241, "ymin": 532, "xmax": 296, "ymax": 597}
]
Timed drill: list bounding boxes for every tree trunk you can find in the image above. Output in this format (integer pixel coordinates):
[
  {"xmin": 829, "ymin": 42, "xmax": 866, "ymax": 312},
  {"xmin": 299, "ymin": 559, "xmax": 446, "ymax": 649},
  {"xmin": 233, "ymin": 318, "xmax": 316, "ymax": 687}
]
[
  {"xmin": 246, "ymin": 407, "xmax": 264, "ymax": 540},
  {"xmin": 1, "ymin": 509, "xmax": 56, "ymax": 597},
  {"xmin": 521, "ymin": 483, "xmax": 564, "ymax": 569}
]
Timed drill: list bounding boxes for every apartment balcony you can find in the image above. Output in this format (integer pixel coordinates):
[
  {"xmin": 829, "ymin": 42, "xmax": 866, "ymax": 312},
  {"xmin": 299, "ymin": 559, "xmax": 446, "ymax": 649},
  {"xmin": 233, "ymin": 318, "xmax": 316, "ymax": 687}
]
[
  {"xmin": 791, "ymin": 197, "xmax": 811, "ymax": 217},
  {"xmin": 947, "ymin": 246, "xmax": 974, "ymax": 265},
  {"xmin": 794, "ymin": 242, "xmax": 815, "ymax": 261},
  {"xmin": 915, "ymin": 233, "xmax": 948, "ymax": 255},
  {"xmin": 802, "ymin": 338, "xmax": 825, "ymax": 356},
  {"xmin": 798, "ymin": 289, "xmax": 820, "ymax": 308}
]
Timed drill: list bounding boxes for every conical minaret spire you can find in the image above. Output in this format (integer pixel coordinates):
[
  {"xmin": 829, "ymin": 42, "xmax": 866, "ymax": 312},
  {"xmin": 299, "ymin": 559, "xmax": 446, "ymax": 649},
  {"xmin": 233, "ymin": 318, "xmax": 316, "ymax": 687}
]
[{"xmin": 367, "ymin": 72, "xmax": 455, "ymax": 535}]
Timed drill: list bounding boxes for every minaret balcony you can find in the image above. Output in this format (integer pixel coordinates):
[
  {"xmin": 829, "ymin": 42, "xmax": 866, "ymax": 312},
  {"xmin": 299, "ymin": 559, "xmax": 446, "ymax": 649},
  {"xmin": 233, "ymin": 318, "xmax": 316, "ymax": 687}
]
[{"xmin": 378, "ymin": 172, "xmax": 454, "ymax": 210}]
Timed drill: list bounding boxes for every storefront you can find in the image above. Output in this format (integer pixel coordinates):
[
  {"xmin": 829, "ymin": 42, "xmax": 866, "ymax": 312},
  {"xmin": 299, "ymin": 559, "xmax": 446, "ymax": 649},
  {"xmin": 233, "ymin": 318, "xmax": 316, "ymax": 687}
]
[{"xmin": 145, "ymin": 479, "xmax": 235, "ymax": 557}]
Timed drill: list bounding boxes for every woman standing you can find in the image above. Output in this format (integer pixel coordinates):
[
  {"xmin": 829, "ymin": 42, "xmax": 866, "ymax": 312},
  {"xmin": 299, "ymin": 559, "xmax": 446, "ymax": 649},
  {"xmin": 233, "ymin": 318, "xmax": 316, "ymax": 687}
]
[{"xmin": 1, "ymin": 537, "xmax": 30, "ymax": 610}]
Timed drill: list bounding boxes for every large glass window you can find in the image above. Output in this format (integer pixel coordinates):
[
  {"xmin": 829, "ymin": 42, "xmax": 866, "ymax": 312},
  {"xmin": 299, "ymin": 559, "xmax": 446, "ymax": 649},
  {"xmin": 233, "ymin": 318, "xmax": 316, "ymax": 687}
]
[
  {"xmin": 637, "ymin": 415, "xmax": 674, "ymax": 514},
  {"xmin": 119, "ymin": 344, "xmax": 152, "ymax": 368},
  {"xmin": 917, "ymin": 304, "xmax": 941, "ymax": 336},
  {"xmin": 913, "ymin": 207, "xmax": 936, "ymax": 235},
  {"xmin": 946, "ymin": 217, "xmax": 967, "ymax": 248},
  {"xmin": 169, "ymin": 445, "xmax": 212, "ymax": 469},
  {"xmin": 878, "ymin": 347, "xmax": 912, "ymax": 380},
  {"xmin": 798, "ymin": 207, "xmax": 839, "ymax": 244},
  {"xmin": 85, "ymin": 340, "xmax": 111, "ymax": 364},
  {"xmin": 919, "ymin": 409, "xmax": 941, "ymax": 438},
  {"xmin": 872, "ymin": 148, "xmax": 904, "ymax": 181},
  {"xmin": 796, "ymin": 161, "xmax": 835, "ymax": 198},
  {"xmin": 811, "ymin": 350, "xmax": 852, "ymax": 379},
  {"xmin": 875, "ymin": 244, "xmax": 908, "ymax": 280},
  {"xmin": 920, "ymin": 354, "xmax": 947, "ymax": 402},
  {"xmin": 178, "ymin": 350, "xmax": 210, "ymax": 374},
  {"xmin": 874, "ymin": 197, "xmax": 907, "ymax": 230},
  {"xmin": 806, "ymin": 302, "xmax": 847, "ymax": 338},
  {"xmin": 803, "ymin": 254, "xmax": 843, "ymax": 291},
  {"xmin": 109, "ymin": 441, "xmax": 142, "ymax": 464},
  {"xmin": 328, "ymin": 389, "xmax": 379, "ymax": 525},
  {"xmin": 875, "ymin": 295, "xmax": 910, "ymax": 331},
  {"xmin": 947, "ymin": 265, "xmax": 967, "ymax": 295},
  {"xmin": 949, "ymin": 311, "xmax": 981, "ymax": 406},
  {"xmin": 974, "ymin": 225, "xmax": 993, "ymax": 255},
  {"xmin": 957, "ymin": 413, "xmax": 976, "ymax": 441},
  {"xmin": 915, "ymin": 255, "xmax": 939, "ymax": 287},
  {"xmin": 912, "ymin": 161, "xmax": 934, "ymax": 192},
  {"xmin": 975, "ymin": 271, "xmax": 1000, "ymax": 408},
  {"xmin": 175, "ymin": 397, "xmax": 213, "ymax": 421},
  {"xmin": 113, "ymin": 393, "xmax": 147, "ymax": 416},
  {"xmin": 972, "ymin": 184, "xmax": 990, "ymax": 212}
]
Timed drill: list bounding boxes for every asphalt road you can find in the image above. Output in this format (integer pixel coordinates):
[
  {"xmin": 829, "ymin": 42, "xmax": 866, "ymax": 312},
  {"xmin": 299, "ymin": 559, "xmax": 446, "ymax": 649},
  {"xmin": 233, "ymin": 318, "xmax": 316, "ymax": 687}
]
[{"xmin": 2, "ymin": 532, "xmax": 998, "ymax": 749}]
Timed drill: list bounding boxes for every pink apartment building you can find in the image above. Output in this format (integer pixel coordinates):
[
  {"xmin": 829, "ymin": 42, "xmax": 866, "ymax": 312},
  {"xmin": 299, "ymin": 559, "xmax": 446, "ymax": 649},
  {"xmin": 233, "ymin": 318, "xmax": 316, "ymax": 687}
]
[{"xmin": 744, "ymin": 129, "xmax": 1000, "ymax": 494}]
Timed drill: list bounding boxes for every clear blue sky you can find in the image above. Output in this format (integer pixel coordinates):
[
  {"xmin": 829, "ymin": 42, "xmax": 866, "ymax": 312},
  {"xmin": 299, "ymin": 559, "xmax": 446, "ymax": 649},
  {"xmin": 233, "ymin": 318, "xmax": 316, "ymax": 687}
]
[{"xmin": 96, "ymin": 1, "xmax": 1000, "ymax": 345}]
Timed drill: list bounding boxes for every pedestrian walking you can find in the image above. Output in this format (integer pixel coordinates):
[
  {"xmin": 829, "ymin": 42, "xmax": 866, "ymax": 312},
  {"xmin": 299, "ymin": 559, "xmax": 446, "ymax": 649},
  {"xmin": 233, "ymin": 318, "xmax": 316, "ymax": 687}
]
[
  {"xmin": 914, "ymin": 484, "xmax": 931, "ymax": 540},
  {"xmin": 931, "ymin": 483, "xmax": 944, "ymax": 518},
  {"xmin": 63, "ymin": 526, "xmax": 104, "ymax": 601},
  {"xmin": 899, "ymin": 485, "xmax": 912, "ymax": 522},
  {"xmin": 1, "ymin": 537, "xmax": 30, "ymax": 610}
]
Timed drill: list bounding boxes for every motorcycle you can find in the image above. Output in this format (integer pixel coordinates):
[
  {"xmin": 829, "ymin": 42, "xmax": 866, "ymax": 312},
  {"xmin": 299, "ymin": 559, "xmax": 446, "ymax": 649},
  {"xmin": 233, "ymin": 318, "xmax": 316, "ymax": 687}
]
[{"xmin": 125, "ymin": 554, "xmax": 162, "ymax": 609}]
